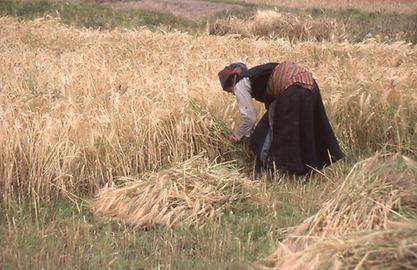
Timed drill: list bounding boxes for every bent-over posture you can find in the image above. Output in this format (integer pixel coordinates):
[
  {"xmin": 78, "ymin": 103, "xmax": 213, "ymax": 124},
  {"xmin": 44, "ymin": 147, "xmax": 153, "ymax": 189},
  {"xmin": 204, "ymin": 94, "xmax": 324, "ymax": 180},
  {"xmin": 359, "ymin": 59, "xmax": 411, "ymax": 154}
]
[{"xmin": 218, "ymin": 61, "xmax": 343, "ymax": 176}]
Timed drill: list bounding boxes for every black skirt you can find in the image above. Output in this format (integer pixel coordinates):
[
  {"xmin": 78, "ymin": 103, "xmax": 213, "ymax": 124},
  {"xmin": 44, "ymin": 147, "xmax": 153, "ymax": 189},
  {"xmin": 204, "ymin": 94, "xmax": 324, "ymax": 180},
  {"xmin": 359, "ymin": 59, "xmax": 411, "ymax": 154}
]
[{"xmin": 250, "ymin": 82, "xmax": 344, "ymax": 175}]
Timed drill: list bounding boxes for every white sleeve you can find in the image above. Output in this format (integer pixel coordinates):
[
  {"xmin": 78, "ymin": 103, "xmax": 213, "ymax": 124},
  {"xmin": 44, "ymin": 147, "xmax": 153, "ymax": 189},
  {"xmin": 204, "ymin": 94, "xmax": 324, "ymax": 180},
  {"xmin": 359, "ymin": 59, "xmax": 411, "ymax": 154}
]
[{"xmin": 233, "ymin": 78, "xmax": 257, "ymax": 140}]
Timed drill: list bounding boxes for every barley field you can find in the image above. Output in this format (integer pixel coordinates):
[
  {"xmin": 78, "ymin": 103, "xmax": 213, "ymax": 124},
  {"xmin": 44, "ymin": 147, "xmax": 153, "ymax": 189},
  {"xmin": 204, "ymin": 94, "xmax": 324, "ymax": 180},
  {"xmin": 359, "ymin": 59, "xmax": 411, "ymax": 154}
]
[{"xmin": 1, "ymin": 5, "xmax": 417, "ymax": 269}]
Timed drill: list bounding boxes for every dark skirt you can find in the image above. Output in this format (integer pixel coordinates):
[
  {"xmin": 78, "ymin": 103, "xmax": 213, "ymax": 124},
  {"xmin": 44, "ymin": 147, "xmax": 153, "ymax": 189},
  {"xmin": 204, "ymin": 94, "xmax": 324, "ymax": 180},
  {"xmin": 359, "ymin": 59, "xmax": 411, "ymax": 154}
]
[{"xmin": 250, "ymin": 82, "xmax": 343, "ymax": 175}]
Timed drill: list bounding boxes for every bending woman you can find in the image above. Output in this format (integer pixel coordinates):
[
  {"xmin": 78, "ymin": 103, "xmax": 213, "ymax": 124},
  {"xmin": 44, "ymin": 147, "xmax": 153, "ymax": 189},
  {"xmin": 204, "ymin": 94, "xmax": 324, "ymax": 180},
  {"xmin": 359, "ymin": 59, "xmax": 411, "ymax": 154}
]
[{"xmin": 218, "ymin": 61, "xmax": 343, "ymax": 176}]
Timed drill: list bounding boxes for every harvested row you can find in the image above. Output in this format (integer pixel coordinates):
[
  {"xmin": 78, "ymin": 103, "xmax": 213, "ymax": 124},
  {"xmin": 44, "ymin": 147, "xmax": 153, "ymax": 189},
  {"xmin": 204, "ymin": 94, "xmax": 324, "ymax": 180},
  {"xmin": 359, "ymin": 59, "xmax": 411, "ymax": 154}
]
[{"xmin": 91, "ymin": 154, "xmax": 258, "ymax": 228}]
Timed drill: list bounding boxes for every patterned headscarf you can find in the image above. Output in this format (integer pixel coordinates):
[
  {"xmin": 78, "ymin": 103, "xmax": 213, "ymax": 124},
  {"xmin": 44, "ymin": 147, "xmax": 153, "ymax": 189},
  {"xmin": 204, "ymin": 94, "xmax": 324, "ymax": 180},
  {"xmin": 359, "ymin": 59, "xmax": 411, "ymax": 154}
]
[{"xmin": 218, "ymin": 62, "xmax": 248, "ymax": 91}]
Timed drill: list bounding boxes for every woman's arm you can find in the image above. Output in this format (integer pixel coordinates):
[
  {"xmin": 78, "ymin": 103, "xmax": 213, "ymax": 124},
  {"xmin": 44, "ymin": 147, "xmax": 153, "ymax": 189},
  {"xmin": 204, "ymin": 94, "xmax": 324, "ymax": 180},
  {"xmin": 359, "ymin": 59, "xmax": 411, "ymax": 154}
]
[{"xmin": 232, "ymin": 78, "xmax": 257, "ymax": 141}]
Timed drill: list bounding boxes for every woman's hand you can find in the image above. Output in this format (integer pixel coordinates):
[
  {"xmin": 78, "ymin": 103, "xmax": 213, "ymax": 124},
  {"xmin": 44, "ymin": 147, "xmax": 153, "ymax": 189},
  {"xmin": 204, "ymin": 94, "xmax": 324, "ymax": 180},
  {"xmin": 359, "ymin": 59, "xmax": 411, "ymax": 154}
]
[{"xmin": 229, "ymin": 135, "xmax": 239, "ymax": 144}]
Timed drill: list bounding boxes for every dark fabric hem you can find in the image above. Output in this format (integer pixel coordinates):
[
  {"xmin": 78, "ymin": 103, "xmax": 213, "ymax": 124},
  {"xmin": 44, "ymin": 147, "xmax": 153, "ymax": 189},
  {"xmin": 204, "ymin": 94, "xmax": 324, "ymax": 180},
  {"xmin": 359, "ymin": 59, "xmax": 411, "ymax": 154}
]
[{"xmin": 250, "ymin": 83, "xmax": 343, "ymax": 175}]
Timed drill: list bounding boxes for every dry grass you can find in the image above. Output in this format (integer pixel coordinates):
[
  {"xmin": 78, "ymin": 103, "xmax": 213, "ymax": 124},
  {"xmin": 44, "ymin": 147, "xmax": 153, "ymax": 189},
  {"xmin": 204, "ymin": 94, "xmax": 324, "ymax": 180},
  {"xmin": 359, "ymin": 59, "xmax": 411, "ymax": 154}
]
[
  {"xmin": 244, "ymin": 0, "xmax": 417, "ymax": 14},
  {"xmin": 209, "ymin": 9, "xmax": 417, "ymax": 43},
  {"xmin": 255, "ymin": 153, "xmax": 417, "ymax": 269},
  {"xmin": 259, "ymin": 225, "xmax": 417, "ymax": 269},
  {"xmin": 209, "ymin": 10, "xmax": 345, "ymax": 42},
  {"xmin": 91, "ymin": 154, "xmax": 258, "ymax": 228}
]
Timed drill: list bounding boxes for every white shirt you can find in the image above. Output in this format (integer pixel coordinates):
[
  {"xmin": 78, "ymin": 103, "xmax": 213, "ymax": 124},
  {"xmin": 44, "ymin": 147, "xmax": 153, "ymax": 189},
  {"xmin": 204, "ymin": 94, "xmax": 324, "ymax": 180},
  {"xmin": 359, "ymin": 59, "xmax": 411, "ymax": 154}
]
[{"xmin": 233, "ymin": 78, "xmax": 257, "ymax": 140}]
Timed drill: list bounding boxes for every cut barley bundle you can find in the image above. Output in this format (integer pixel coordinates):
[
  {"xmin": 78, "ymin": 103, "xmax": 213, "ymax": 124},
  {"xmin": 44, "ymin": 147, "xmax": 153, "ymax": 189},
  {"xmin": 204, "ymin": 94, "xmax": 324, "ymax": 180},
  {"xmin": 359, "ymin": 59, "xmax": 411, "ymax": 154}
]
[
  {"xmin": 258, "ymin": 223, "xmax": 417, "ymax": 270},
  {"xmin": 256, "ymin": 153, "xmax": 417, "ymax": 269},
  {"xmin": 91, "ymin": 154, "xmax": 256, "ymax": 228},
  {"xmin": 250, "ymin": 10, "xmax": 341, "ymax": 42},
  {"xmin": 209, "ymin": 10, "xmax": 343, "ymax": 42}
]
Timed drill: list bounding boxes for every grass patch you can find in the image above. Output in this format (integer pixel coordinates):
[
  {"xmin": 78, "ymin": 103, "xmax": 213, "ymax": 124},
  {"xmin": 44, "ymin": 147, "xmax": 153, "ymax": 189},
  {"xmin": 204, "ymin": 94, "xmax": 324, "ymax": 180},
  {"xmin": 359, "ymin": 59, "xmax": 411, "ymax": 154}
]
[
  {"xmin": 310, "ymin": 7, "xmax": 417, "ymax": 43},
  {"xmin": 0, "ymin": 0, "xmax": 193, "ymax": 30},
  {"xmin": 0, "ymin": 177, "xmax": 323, "ymax": 269}
]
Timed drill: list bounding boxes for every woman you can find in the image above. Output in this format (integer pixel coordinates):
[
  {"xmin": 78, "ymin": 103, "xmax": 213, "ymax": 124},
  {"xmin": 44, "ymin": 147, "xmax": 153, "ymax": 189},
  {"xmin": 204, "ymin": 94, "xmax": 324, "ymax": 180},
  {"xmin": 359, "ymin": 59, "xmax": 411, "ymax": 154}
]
[{"xmin": 218, "ymin": 61, "xmax": 343, "ymax": 177}]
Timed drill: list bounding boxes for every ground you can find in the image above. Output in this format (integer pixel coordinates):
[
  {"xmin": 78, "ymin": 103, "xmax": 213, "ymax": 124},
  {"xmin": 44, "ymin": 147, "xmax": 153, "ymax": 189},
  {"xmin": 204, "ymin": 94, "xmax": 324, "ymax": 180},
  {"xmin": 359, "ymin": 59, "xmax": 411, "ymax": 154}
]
[{"xmin": 93, "ymin": 0, "xmax": 244, "ymax": 22}]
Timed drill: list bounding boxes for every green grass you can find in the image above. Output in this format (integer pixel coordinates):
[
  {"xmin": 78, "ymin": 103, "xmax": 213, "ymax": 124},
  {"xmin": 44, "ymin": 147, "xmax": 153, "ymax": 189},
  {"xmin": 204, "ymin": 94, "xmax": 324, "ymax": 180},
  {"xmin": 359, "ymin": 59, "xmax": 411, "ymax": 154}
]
[
  {"xmin": 0, "ymin": 0, "xmax": 194, "ymax": 30},
  {"xmin": 0, "ymin": 179, "xmax": 324, "ymax": 269},
  {"xmin": 308, "ymin": 7, "xmax": 417, "ymax": 43}
]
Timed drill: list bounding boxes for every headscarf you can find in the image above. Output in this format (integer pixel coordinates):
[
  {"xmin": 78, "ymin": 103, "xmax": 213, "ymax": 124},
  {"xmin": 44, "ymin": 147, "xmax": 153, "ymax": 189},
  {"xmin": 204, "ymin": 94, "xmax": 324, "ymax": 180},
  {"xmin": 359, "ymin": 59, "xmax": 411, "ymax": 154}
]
[{"xmin": 218, "ymin": 62, "xmax": 248, "ymax": 91}]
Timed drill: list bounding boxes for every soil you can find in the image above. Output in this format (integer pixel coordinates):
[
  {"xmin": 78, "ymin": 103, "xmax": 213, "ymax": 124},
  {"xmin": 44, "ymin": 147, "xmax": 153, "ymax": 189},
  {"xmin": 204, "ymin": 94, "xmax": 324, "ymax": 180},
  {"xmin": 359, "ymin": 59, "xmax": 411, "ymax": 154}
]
[{"xmin": 94, "ymin": 0, "xmax": 244, "ymax": 22}]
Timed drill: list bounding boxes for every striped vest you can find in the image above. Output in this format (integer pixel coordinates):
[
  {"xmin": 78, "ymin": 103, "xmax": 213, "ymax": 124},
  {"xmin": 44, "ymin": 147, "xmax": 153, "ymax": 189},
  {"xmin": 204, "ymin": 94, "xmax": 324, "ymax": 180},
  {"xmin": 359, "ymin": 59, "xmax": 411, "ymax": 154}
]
[{"xmin": 266, "ymin": 61, "xmax": 314, "ymax": 99}]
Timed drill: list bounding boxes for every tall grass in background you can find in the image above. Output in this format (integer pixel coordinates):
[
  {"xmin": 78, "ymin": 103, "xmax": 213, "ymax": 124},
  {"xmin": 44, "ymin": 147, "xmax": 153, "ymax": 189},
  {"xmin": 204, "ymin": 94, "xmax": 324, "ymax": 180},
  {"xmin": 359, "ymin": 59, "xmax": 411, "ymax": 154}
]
[
  {"xmin": 1, "ymin": 17, "xmax": 416, "ymax": 206},
  {"xmin": 244, "ymin": 0, "xmax": 417, "ymax": 14}
]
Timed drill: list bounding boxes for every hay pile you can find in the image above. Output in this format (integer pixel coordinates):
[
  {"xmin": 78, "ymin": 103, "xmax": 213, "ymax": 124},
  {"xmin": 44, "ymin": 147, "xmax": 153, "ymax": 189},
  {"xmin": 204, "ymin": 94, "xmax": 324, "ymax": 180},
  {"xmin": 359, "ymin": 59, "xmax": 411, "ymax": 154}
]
[
  {"xmin": 91, "ymin": 154, "xmax": 256, "ymax": 228},
  {"xmin": 256, "ymin": 153, "xmax": 417, "ymax": 269},
  {"xmin": 208, "ymin": 10, "xmax": 343, "ymax": 42}
]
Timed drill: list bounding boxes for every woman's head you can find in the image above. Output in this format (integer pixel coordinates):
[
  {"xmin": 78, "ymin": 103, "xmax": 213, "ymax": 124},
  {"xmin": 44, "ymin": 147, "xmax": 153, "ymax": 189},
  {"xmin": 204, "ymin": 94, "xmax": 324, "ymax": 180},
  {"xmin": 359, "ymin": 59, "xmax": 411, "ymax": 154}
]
[{"xmin": 218, "ymin": 63, "xmax": 247, "ymax": 92}]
